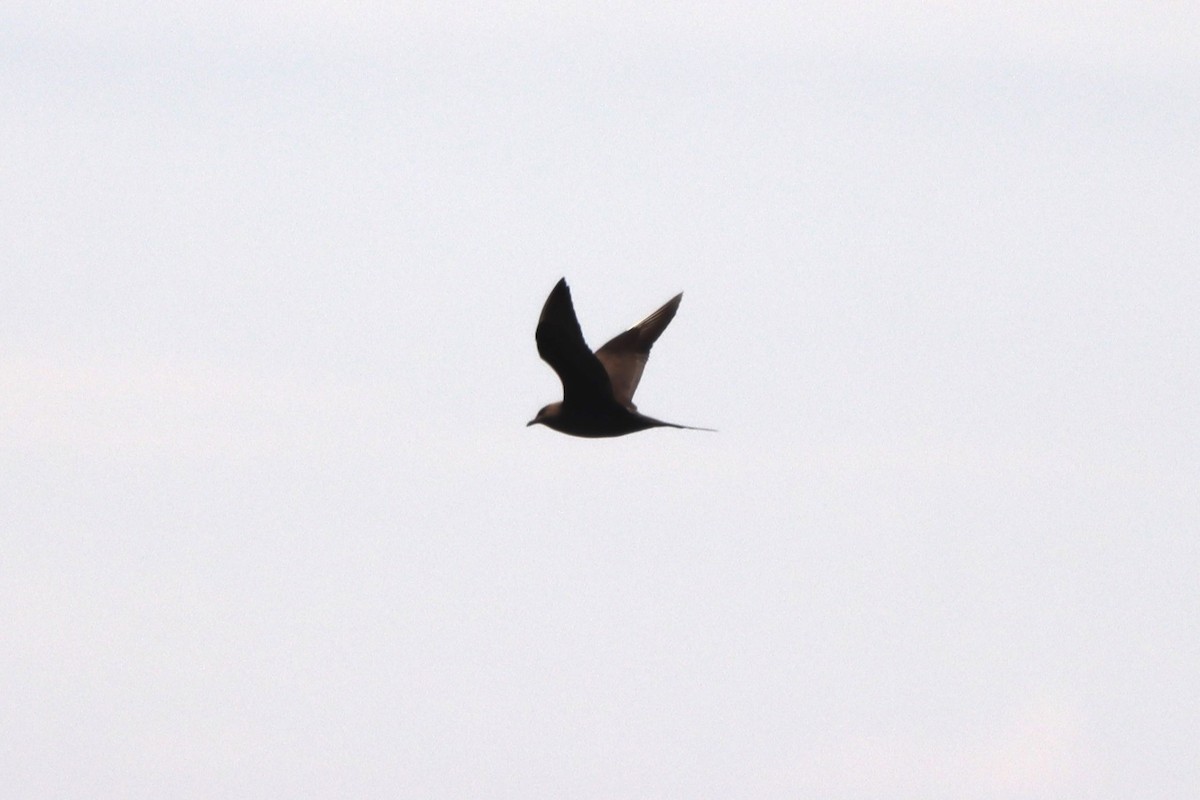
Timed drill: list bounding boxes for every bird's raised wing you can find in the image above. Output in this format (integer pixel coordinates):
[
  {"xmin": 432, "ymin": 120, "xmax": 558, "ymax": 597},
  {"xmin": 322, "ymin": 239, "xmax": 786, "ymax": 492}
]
[
  {"xmin": 594, "ymin": 292, "xmax": 682, "ymax": 410},
  {"xmin": 535, "ymin": 278, "xmax": 617, "ymax": 410}
]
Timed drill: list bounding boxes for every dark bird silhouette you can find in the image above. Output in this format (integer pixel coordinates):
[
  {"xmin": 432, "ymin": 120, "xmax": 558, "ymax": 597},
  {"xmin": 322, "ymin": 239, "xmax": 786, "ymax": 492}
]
[{"xmin": 527, "ymin": 278, "xmax": 714, "ymax": 437}]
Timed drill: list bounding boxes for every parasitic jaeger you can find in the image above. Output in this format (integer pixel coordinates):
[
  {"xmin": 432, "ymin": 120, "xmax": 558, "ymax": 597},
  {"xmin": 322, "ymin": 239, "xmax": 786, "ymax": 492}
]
[{"xmin": 527, "ymin": 278, "xmax": 714, "ymax": 438}]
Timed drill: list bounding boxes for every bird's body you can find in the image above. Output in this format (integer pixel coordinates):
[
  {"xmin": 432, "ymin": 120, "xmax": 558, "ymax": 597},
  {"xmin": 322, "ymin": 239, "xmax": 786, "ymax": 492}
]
[
  {"xmin": 527, "ymin": 278, "xmax": 712, "ymax": 438},
  {"xmin": 528, "ymin": 400, "xmax": 683, "ymax": 438}
]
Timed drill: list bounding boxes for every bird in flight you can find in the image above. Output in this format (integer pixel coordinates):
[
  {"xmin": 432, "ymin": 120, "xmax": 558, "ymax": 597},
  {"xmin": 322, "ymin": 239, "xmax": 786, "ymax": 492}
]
[{"xmin": 528, "ymin": 278, "xmax": 714, "ymax": 438}]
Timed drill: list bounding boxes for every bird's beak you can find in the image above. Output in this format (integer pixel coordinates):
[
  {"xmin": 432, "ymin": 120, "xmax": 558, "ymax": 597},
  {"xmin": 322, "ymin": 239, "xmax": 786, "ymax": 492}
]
[{"xmin": 526, "ymin": 418, "xmax": 538, "ymax": 427}]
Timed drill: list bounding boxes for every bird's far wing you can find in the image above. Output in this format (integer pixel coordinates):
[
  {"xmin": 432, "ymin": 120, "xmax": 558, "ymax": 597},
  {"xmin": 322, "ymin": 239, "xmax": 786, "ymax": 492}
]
[
  {"xmin": 594, "ymin": 292, "xmax": 682, "ymax": 409},
  {"xmin": 535, "ymin": 278, "xmax": 616, "ymax": 410}
]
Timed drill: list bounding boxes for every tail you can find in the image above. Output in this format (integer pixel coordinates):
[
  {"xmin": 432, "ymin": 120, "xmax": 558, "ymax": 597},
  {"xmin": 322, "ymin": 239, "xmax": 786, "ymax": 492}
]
[{"xmin": 651, "ymin": 418, "xmax": 717, "ymax": 433}]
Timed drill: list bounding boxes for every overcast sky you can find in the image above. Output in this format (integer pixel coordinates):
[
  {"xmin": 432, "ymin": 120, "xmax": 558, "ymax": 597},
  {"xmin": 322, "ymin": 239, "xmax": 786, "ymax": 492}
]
[{"xmin": 3, "ymin": 3, "xmax": 1198, "ymax": 798}]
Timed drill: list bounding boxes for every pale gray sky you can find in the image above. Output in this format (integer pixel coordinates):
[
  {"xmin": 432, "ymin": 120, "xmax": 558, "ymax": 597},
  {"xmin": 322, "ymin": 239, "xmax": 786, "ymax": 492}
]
[{"xmin": 3, "ymin": 3, "xmax": 1198, "ymax": 798}]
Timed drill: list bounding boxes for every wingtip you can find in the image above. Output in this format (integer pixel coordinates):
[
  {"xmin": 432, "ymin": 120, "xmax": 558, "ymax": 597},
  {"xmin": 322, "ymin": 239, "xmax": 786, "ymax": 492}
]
[{"xmin": 542, "ymin": 278, "xmax": 572, "ymax": 310}]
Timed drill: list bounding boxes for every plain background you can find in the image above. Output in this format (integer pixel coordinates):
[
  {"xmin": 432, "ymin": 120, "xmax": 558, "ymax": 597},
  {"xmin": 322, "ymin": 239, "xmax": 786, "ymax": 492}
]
[{"xmin": 3, "ymin": 3, "xmax": 1198, "ymax": 798}]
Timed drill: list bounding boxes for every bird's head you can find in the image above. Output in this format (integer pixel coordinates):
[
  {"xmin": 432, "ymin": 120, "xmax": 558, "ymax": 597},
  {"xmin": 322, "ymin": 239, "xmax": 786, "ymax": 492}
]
[{"xmin": 527, "ymin": 402, "xmax": 563, "ymax": 428}]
